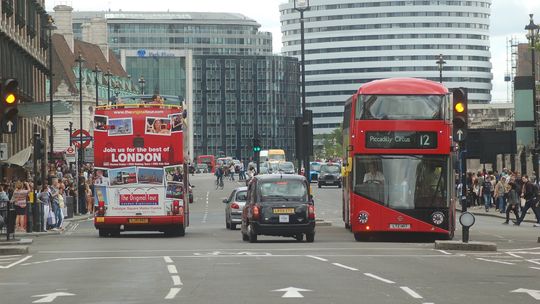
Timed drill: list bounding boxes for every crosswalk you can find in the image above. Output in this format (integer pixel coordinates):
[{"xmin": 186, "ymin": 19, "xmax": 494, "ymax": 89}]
[{"xmin": 468, "ymin": 247, "xmax": 540, "ymax": 269}]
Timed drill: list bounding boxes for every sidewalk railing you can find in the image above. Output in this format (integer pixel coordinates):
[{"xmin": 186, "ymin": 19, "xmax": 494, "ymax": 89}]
[{"xmin": 0, "ymin": 200, "xmax": 15, "ymax": 240}]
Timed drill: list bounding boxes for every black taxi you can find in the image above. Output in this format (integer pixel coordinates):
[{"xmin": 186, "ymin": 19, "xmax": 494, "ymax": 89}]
[{"xmin": 241, "ymin": 174, "xmax": 315, "ymax": 243}]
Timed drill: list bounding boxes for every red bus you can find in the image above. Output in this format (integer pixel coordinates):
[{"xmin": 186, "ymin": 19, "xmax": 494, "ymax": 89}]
[
  {"xmin": 197, "ymin": 155, "xmax": 215, "ymax": 173},
  {"xmin": 93, "ymin": 95, "xmax": 189, "ymax": 237},
  {"xmin": 342, "ymin": 78, "xmax": 455, "ymax": 241}
]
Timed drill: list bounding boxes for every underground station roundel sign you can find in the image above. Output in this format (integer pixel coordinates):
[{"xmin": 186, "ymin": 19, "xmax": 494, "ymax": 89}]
[{"xmin": 71, "ymin": 129, "xmax": 92, "ymax": 149}]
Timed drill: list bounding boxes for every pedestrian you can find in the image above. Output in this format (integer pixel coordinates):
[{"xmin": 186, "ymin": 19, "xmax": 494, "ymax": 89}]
[
  {"xmin": 50, "ymin": 178, "xmax": 62, "ymax": 231},
  {"xmin": 10, "ymin": 181, "xmax": 29, "ymax": 232},
  {"xmin": 0, "ymin": 185, "xmax": 8, "ymax": 202},
  {"xmin": 78, "ymin": 176, "xmax": 87, "ymax": 215},
  {"xmin": 503, "ymin": 181, "xmax": 520, "ymax": 224},
  {"xmin": 514, "ymin": 175, "xmax": 540, "ymax": 226},
  {"xmin": 85, "ymin": 182, "xmax": 94, "ymax": 215},
  {"xmin": 494, "ymin": 176, "xmax": 506, "ymax": 213},
  {"xmin": 37, "ymin": 184, "xmax": 51, "ymax": 232},
  {"xmin": 481, "ymin": 175, "xmax": 493, "ymax": 212}
]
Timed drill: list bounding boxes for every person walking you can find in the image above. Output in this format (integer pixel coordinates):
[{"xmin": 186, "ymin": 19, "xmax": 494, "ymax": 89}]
[
  {"xmin": 514, "ymin": 175, "xmax": 540, "ymax": 226},
  {"xmin": 481, "ymin": 175, "xmax": 493, "ymax": 212},
  {"xmin": 494, "ymin": 176, "xmax": 507, "ymax": 213},
  {"xmin": 503, "ymin": 181, "xmax": 520, "ymax": 224}
]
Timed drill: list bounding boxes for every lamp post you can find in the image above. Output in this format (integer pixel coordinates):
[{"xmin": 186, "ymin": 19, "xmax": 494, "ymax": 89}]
[
  {"xmin": 63, "ymin": 121, "xmax": 73, "ymax": 172},
  {"xmin": 47, "ymin": 16, "xmax": 57, "ymax": 163},
  {"xmin": 138, "ymin": 75, "xmax": 146, "ymax": 95},
  {"xmin": 436, "ymin": 54, "xmax": 446, "ymax": 84},
  {"xmin": 294, "ymin": 0, "xmax": 311, "ymax": 181},
  {"xmin": 75, "ymin": 53, "xmax": 85, "ymax": 216},
  {"xmin": 104, "ymin": 69, "xmax": 112, "ymax": 105},
  {"xmin": 526, "ymin": 14, "xmax": 540, "ymax": 182},
  {"xmin": 92, "ymin": 64, "xmax": 100, "ymax": 107},
  {"xmin": 114, "ymin": 83, "xmax": 120, "ymax": 104}
]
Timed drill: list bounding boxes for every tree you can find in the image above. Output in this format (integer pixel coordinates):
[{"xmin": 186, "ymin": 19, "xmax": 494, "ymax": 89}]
[{"xmin": 313, "ymin": 125, "xmax": 343, "ymax": 160}]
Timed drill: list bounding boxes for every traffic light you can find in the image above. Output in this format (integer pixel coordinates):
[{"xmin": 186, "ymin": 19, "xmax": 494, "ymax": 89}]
[
  {"xmin": 34, "ymin": 136, "xmax": 45, "ymax": 159},
  {"xmin": 1, "ymin": 78, "xmax": 19, "ymax": 122},
  {"xmin": 452, "ymin": 88, "xmax": 468, "ymax": 129},
  {"xmin": 252, "ymin": 137, "xmax": 261, "ymax": 153}
]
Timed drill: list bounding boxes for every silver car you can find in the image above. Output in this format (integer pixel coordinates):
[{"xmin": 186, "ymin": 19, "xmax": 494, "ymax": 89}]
[{"xmin": 223, "ymin": 186, "xmax": 248, "ymax": 230}]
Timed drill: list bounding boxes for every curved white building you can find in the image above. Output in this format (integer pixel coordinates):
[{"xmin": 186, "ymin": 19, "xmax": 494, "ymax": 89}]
[{"xmin": 280, "ymin": 0, "xmax": 493, "ymax": 134}]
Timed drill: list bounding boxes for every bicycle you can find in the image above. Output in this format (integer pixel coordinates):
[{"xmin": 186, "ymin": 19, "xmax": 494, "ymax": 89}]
[{"xmin": 216, "ymin": 177, "xmax": 224, "ymax": 190}]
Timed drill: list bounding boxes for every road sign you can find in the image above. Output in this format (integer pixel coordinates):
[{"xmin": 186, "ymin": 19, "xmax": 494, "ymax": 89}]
[
  {"xmin": 0, "ymin": 143, "xmax": 7, "ymax": 160},
  {"xmin": 65, "ymin": 146, "xmax": 75, "ymax": 155},
  {"xmin": 453, "ymin": 128, "xmax": 466, "ymax": 142},
  {"xmin": 71, "ymin": 129, "xmax": 92, "ymax": 148},
  {"xmin": 1, "ymin": 116, "xmax": 17, "ymax": 134}
]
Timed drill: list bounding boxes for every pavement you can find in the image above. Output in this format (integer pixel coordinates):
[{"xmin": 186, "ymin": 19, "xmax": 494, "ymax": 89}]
[
  {"xmin": 0, "ymin": 214, "xmax": 93, "ymax": 255},
  {"xmin": 461, "ymin": 205, "xmax": 540, "ymax": 225}
]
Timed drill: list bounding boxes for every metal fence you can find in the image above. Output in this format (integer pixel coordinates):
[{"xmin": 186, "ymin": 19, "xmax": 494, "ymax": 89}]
[{"xmin": 0, "ymin": 200, "xmax": 15, "ymax": 240}]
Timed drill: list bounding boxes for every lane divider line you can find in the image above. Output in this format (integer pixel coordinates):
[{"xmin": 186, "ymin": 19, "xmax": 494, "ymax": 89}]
[
  {"xmin": 506, "ymin": 252, "xmax": 523, "ymax": 259},
  {"xmin": 400, "ymin": 286, "xmax": 423, "ymax": 299},
  {"xmin": 167, "ymin": 265, "xmax": 178, "ymax": 274},
  {"xmin": 476, "ymin": 258, "xmax": 515, "ymax": 265},
  {"xmin": 363, "ymin": 273, "xmax": 395, "ymax": 284},
  {"xmin": 0, "ymin": 256, "xmax": 32, "ymax": 269},
  {"xmin": 332, "ymin": 263, "xmax": 358, "ymax": 271},
  {"xmin": 163, "ymin": 256, "xmax": 173, "ymax": 263},
  {"xmin": 165, "ymin": 287, "xmax": 182, "ymax": 300},
  {"xmin": 530, "ymin": 267, "xmax": 540, "ymax": 270},
  {"xmin": 172, "ymin": 275, "xmax": 183, "ymax": 286},
  {"xmin": 437, "ymin": 250, "xmax": 452, "ymax": 255},
  {"xmin": 307, "ymin": 255, "xmax": 328, "ymax": 262}
]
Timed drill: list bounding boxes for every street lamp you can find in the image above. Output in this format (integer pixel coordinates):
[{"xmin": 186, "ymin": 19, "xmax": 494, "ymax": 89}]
[
  {"xmin": 75, "ymin": 53, "xmax": 85, "ymax": 216},
  {"xmin": 104, "ymin": 69, "xmax": 113, "ymax": 105},
  {"xmin": 47, "ymin": 16, "xmax": 57, "ymax": 163},
  {"xmin": 294, "ymin": 0, "xmax": 311, "ymax": 181},
  {"xmin": 436, "ymin": 54, "xmax": 446, "ymax": 84},
  {"xmin": 525, "ymin": 14, "xmax": 540, "ymax": 182},
  {"xmin": 113, "ymin": 82, "xmax": 120, "ymax": 104},
  {"xmin": 92, "ymin": 64, "xmax": 100, "ymax": 107},
  {"xmin": 138, "ymin": 75, "xmax": 146, "ymax": 95}
]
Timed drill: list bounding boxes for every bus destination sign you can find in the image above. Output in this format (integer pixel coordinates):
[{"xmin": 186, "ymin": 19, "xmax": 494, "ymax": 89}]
[{"xmin": 365, "ymin": 131, "xmax": 437, "ymax": 149}]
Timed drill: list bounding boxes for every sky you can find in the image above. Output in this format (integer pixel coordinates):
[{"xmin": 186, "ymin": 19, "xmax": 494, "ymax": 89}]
[{"xmin": 47, "ymin": 0, "xmax": 540, "ymax": 103}]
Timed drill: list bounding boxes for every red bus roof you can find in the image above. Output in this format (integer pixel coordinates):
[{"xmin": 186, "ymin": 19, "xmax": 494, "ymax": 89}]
[{"xmin": 357, "ymin": 78, "xmax": 448, "ymax": 95}]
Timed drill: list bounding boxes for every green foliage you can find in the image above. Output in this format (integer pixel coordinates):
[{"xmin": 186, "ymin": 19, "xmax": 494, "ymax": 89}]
[{"xmin": 313, "ymin": 125, "xmax": 343, "ymax": 159}]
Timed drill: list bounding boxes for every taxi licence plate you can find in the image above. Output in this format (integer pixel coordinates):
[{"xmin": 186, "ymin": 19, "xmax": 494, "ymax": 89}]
[
  {"xmin": 128, "ymin": 218, "xmax": 149, "ymax": 224},
  {"xmin": 273, "ymin": 208, "xmax": 295, "ymax": 214},
  {"xmin": 389, "ymin": 224, "xmax": 410, "ymax": 229}
]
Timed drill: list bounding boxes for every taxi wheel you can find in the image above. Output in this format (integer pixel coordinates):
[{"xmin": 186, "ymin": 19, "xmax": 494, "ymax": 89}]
[
  {"xmin": 242, "ymin": 231, "xmax": 249, "ymax": 241},
  {"xmin": 305, "ymin": 231, "xmax": 315, "ymax": 243},
  {"xmin": 294, "ymin": 234, "xmax": 304, "ymax": 242},
  {"xmin": 248, "ymin": 224, "xmax": 258, "ymax": 243},
  {"xmin": 226, "ymin": 219, "xmax": 231, "ymax": 229}
]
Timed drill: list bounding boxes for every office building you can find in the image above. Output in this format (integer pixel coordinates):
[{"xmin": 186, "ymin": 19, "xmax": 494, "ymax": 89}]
[{"xmin": 280, "ymin": 0, "xmax": 493, "ymax": 134}]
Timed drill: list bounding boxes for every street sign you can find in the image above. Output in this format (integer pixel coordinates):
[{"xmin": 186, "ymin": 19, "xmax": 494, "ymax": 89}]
[
  {"xmin": 453, "ymin": 128, "xmax": 466, "ymax": 142},
  {"xmin": 0, "ymin": 143, "xmax": 7, "ymax": 161},
  {"xmin": 71, "ymin": 129, "xmax": 92, "ymax": 148},
  {"xmin": 65, "ymin": 146, "xmax": 75, "ymax": 155},
  {"xmin": 1, "ymin": 116, "xmax": 17, "ymax": 134}
]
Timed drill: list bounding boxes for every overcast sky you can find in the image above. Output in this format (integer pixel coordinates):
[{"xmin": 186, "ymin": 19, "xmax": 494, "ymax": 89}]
[{"xmin": 47, "ymin": 0, "xmax": 540, "ymax": 103}]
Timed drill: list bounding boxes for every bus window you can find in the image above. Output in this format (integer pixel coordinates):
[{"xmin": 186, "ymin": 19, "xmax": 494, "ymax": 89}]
[
  {"xmin": 353, "ymin": 155, "xmax": 447, "ymax": 209},
  {"xmin": 358, "ymin": 95, "xmax": 445, "ymax": 120}
]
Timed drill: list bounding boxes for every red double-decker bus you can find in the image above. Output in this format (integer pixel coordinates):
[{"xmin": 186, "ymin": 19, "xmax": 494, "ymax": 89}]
[
  {"xmin": 342, "ymin": 78, "xmax": 455, "ymax": 241},
  {"xmin": 197, "ymin": 155, "xmax": 215, "ymax": 173}
]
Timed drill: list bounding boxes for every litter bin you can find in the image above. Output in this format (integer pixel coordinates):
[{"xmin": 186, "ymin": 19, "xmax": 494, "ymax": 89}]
[{"xmin": 65, "ymin": 196, "xmax": 74, "ymax": 219}]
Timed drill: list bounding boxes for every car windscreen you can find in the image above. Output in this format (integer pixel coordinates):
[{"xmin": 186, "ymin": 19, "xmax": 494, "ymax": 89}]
[
  {"xmin": 311, "ymin": 163, "xmax": 321, "ymax": 171},
  {"xmin": 279, "ymin": 162, "xmax": 294, "ymax": 171},
  {"xmin": 321, "ymin": 165, "xmax": 340, "ymax": 174},
  {"xmin": 258, "ymin": 180, "xmax": 307, "ymax": 201}
]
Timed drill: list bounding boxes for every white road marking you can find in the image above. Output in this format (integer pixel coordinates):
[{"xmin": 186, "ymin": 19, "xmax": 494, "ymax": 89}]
[
  {"xmin": 507, "ymin": 252, "xmax": 523, "ymax": 259},
  {"xmin": 437, "ymin": 250, "xmax": 452, "ymax": 255},
  {"xmin": 332, "ymin": 263, "xmax": 358, "ymax": 271},
  {"xmin": 527, "ymin": 259, "xmax": 540, "ymax": 265},
  {"xmin": 167, "ymin": 265, "xmax": 178, "ymax": 274},
  {"xmin": 31, "ymin": 292, "xmax": 75, "ymax": 303},
  {"xmin": 307, "ymin": 255, "xmax": 328, "ymax": 262},
  {"xmin": 171, "ymin": 275, "xmax": 183, "ymax": 286},
  {"xmin": 164, "ymin": 287, "xmax": 181, "ymax": 300},
  {"xmin": 202, "ymin": 191, "xmax": 209, "ymax": 223},
  {"xmin": 530, "ymin": 267, "xmax": 540, "ymax": 270},
  {"xmin": 272, "ymin": 287, "xmax": 312, "ymax": 298},
  {"xmin": 163, "ymin": 256, "xmax": 173, "ymax": 263},
  {"xmin": 476, "ymin": 258, "xmax": 515, "ymax": 265},
  {"xmin": 363, "ymin": 273, "xmax": 395, "ymax": 284},
  {"xmin": 400, "ymin": 286, "xmax": 423, "ymax": 299},
  {"xmin": 0, "ymin": 256, "xmax": 32, "ymax": 269}
]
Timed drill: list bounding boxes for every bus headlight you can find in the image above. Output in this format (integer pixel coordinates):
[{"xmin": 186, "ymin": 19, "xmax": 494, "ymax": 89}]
[
  {"xmin": 358, "ymin": 211, "xmax": 369, "ymax": 224},
  {"xmin": 431, "ymin": 212, "xmax": 445, "ymax": 225}
]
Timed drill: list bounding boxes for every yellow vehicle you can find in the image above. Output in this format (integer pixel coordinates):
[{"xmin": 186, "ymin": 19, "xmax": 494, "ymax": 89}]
[{"xmin": 267, "ymin": 149, "xmax": 286, "ymax": 162}]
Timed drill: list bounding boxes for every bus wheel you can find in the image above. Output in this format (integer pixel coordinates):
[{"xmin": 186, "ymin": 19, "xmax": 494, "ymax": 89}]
[
  {"xmin": 98, "ymin": 229, "xmax": 108, "ymax": 237},
  {"xmin": 176, "ymin": 226, "xmax": 185, "ymax": 237},
  {"xmin": 111, "ymin": 229, "xmax": 121, "ymax": 237}
]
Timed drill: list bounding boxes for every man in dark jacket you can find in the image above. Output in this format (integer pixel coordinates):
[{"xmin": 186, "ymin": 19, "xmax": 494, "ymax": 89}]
[{"xmin": 515, "ymin": 175, "xmax": 540, "ymax": 225}]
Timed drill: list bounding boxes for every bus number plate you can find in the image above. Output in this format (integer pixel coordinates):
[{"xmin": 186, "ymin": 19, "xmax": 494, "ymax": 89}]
[
  {"xmin": 128, "ymin": 218, "xmax": 149, "ymax": 224},
  {"xmin": 389, "ymin": 224, "xmax": 410, "ymax": 229}
]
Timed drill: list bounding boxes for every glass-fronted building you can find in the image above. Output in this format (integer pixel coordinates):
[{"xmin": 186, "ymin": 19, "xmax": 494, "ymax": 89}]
[
  {"xmin": 71, "ymin": 11, "xmax": 273, "ymax": 56},
  {"xmin": 193, "ymin": 55, "xmax": 300, "ymax": 160},
  {"xmin": 280, "ymin": 0, "xmax": 493, "ymax": 134}
]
